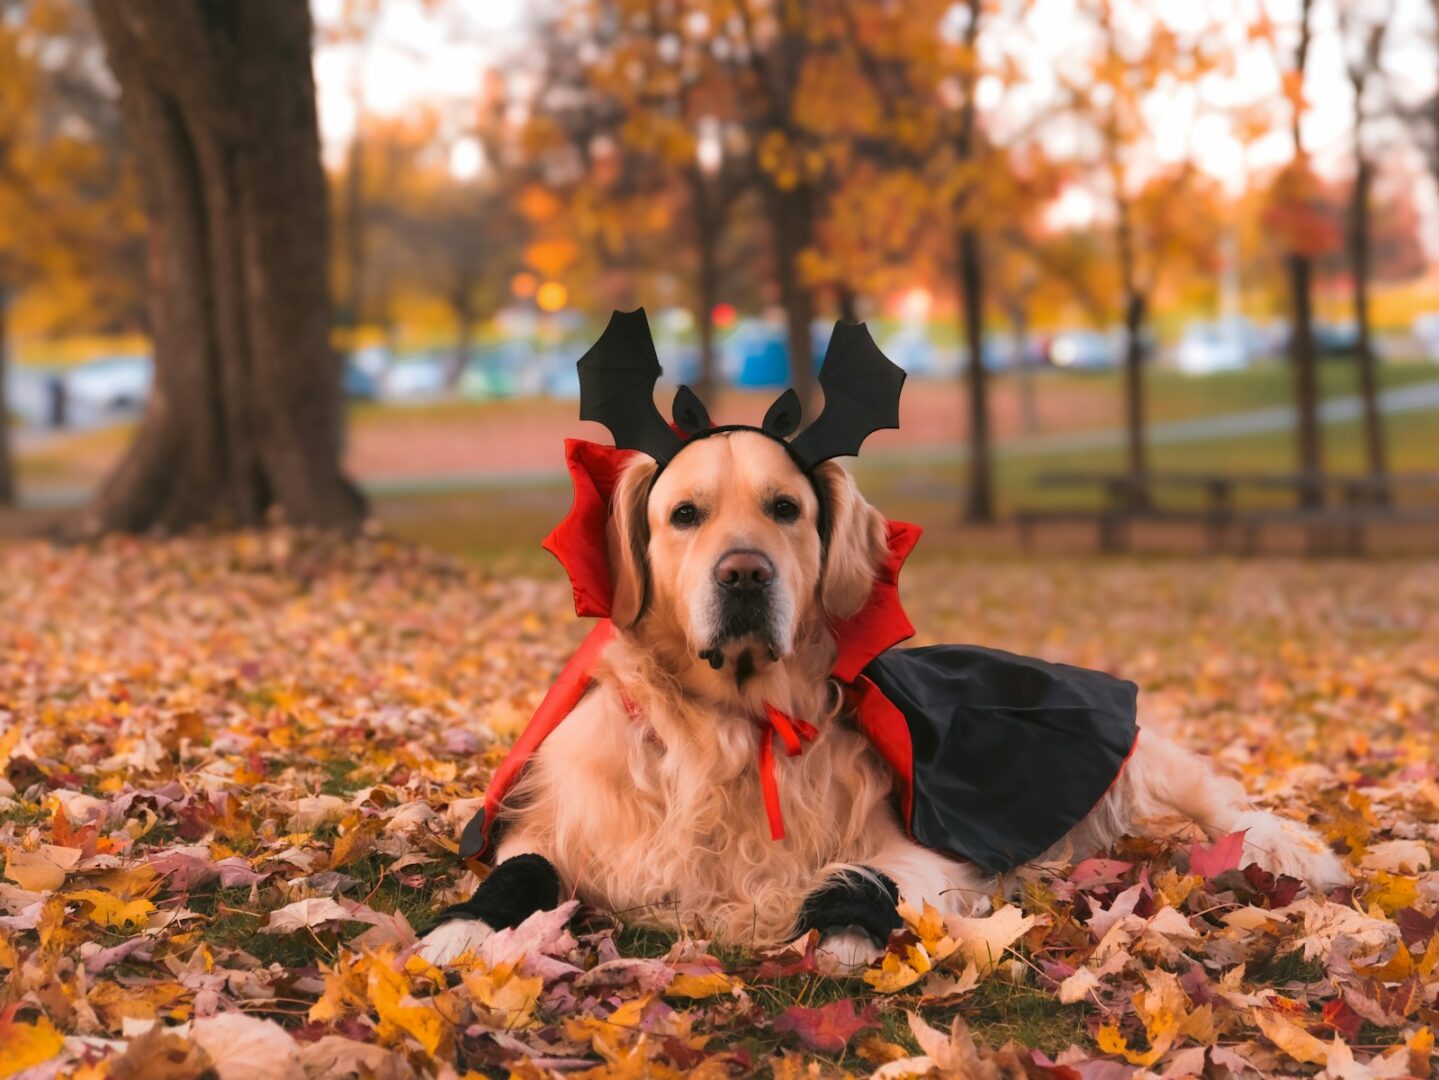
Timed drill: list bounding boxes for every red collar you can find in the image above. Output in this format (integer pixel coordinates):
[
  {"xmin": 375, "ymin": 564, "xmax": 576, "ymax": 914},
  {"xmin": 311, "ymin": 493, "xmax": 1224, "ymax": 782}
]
[{"xmin": 543, "ymin": 438, "xmax": 920, "ymax": 678}]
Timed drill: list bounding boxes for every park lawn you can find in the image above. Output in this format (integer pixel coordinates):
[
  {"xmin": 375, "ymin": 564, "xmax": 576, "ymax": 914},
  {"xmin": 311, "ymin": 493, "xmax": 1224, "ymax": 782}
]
[
  {"xmin": 375, "ymin": 406, "xmax": 1439, "ymax": 566},
  {"xmin": 0, "ymin": 535, "xmax": 1434, "ymax": 1076},
  {"xmin": 13, "ymin": 360, "xmax": 1437, "ymax": 504},
  {"xmin": 344, "ymin": 357, "xmax": 1437, "ymax": 430}
]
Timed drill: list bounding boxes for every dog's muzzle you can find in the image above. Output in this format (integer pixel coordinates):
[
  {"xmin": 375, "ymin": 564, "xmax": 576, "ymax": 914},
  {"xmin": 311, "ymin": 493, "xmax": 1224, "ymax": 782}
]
[{"xmin": 699, "ymin": 549, "xmax": 780, "ymax": 670}]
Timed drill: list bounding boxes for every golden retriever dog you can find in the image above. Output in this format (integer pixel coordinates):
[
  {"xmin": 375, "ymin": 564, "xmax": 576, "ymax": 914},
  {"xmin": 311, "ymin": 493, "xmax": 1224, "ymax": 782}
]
[{"xmin": 421, "ymin": 429, "xmax": 1348, "ymax": 968}]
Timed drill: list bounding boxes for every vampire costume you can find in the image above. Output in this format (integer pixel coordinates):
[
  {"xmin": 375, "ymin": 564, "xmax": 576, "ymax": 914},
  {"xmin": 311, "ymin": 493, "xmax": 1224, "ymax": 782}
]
[{"xmin": 458, "ymin": 309, "xmax": 1139, "ymax": 883}]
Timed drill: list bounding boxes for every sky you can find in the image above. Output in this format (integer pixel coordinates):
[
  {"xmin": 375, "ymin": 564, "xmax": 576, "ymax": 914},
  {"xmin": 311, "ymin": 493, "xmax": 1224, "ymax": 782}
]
[{"xmin": 308, "ymin": 0, "xmax": 1439, "ymax": 250}]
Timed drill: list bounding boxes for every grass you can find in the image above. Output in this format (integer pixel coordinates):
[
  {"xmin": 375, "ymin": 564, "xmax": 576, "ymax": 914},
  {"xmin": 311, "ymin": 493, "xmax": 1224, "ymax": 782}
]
[
  {"xmin": 606, "ymin": 921, "xmax": 1088, "ymax": 1065},
  {"xmin": 371, "ymin": 405, "xmax": 1439, "ymax": 566},
  {"xmin": 340, "ymin": 358, "xmax": 1437, "ymax": 431}
]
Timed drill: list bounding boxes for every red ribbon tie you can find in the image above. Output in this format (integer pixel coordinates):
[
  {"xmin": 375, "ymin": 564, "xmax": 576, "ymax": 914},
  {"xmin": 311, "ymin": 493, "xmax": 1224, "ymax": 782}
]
[{"xmin": 756, "ymin": 704, "xmax": 817, "ymax": 841}]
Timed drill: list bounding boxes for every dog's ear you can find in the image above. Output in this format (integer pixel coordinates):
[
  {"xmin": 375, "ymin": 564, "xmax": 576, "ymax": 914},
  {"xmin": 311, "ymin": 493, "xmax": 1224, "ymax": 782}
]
[
  {"xmin": 606, "ymin": 457, "xmax": 657, "ymax": 628},
  {"xmin": 813, "ymin": 461, "xmax": 887, "ymax": 620}
]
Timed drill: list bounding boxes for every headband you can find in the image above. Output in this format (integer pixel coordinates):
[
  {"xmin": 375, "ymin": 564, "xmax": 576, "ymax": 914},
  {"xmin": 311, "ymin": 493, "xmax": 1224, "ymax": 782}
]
[{"xmin": 576, "ymin": 308, "xmax": 906, "ymax": 470}]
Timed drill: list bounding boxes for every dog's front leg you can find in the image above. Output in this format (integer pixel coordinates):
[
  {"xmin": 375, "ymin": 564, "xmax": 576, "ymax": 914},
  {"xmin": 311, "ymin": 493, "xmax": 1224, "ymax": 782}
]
[
  {"xmin": 798, "ymin": 820, "xmax": 994, "ymax": 972},
  {"xmin": 417, "ymin": 837, "xmax": 563, "ymax": 964},
  {"xmin": 795, "ymin": 868, "xmax": 903, "ymax": 971}
]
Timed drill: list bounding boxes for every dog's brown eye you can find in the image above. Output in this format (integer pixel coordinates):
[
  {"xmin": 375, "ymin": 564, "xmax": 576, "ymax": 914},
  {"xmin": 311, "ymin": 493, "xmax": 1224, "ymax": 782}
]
[
  {"xmin": 771, "ymin": 498, "xmax": 801, "ymax": 523},
  {"xmin": 670, "ymin": 503, "xmax": 700, "ymax": 528}
]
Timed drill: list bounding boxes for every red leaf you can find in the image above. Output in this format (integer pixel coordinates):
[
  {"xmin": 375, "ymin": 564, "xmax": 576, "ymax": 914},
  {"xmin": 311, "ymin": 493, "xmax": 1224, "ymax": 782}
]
[
  {"xmin": 773, "ymin": 999, "xmax": 880, "ymax": 1054},
  {"xmin": 1189, "ymin": 830, "xmax": 1247, "ymax": 880},
  {"xmin": 1395, "ymin": 908, "xmax": 1439, "ymax": 949},
  {"xmin": 754, "ymin": 937, "xmax": 819, "ymax": 979},
  {"xmin": 1320, "ymin": 999, "xmax": 1363, "ymax": 1042},
  {"xmin": 1243, "ymin": 863, "xmax": 1302, "ymax": 908}
]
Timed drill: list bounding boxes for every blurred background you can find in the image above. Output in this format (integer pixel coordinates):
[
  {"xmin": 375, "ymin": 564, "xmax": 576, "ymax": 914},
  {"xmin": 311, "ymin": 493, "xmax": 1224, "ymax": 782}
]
[{"xmin": 2, "ymin": 0, "xmax": 1438, "ymax": 559}]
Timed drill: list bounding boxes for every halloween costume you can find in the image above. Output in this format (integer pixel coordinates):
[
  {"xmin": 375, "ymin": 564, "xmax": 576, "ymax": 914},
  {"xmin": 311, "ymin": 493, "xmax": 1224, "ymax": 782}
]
[{"xmin": 458, "ymin": 310, "xmax": 1139, "ymax": 877}]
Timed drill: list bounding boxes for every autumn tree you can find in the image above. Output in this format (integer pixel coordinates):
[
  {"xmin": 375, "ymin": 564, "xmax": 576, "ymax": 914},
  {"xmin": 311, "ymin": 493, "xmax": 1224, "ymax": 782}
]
[
  {"xmin": 1265, "ymin": 0, "xmax": 1325, "ymax": 506},
  {"xmin": 1339, "ymin": 0, "xmax": 1391, "ymax": 495},
  {"xmin": 0, "ymin": 0, "xmax": 139, "ymax": 506},
  {"xmin": 836, "ymin": 0, "xmax": 1003, "ymax": 519},
  {"xmin": 532, "ymin": 6, "xmax": 754, "ymax": 396},
  {"xmin": 87, "ymin": 0, "xmax": 363, "ymax": 532},
  {"xmin": 1059, "ymin": 0, "xmax": 1221, "ymax": 503}
]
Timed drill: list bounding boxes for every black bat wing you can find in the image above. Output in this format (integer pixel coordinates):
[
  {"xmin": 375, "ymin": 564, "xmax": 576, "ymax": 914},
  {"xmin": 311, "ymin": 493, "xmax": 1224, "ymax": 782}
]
[
  {"xmin": 789, "ymin": 321, "xmax": 906, "ymax": 468},
  {"xmin": 576, "ymin": 308, "xmax": 682, "ymax": 463}
]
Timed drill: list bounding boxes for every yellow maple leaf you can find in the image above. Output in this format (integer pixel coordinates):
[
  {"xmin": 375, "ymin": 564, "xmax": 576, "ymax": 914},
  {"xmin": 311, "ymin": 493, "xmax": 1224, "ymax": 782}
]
[
  {"xmin": 1354, "ymin": 944, "xmax": 1413, "ymax": 983},
  {"xmin": 664, "ymin": 971, "xmax": 742, "ymax": 998},
  {"xmin": 1253, "ymin": 1008, "xmax": 1330, "ymax": 1066},
  {"xmin": 1365, "ymin": 872, "xmax": 1417, "ymax": 915},
  {"xmin": 1418, "ymin": 935, "xmax": 1439, "ymax": 980},
  {"xmin": 863, "ymin": 950, "xmax": 924, "ymax": 993},
  {"xmin": 463, "ymin": 961, "xmax": 543, "ymax": 1030},
  {"xmin": 1407, "ymin": 1027, "xmax": 1434, "ymax": 1076},
  {"xmin": 64, "ymin": 889, "xmax": 155, "ymax": 928},
  {"xmin": 365, "ymin": 953, "xmax": 449, "ymax": 1056},
  {"xmin": 898, "ymin": 900, "xmax": 958, "ymax": 963},
  {"xmin": 4, "ymin": 845, "xmax": 81, "ymax": 892},
  {"xmin": 0, "ymin": 1014, "xmax": 64, "ymax": 1080}
]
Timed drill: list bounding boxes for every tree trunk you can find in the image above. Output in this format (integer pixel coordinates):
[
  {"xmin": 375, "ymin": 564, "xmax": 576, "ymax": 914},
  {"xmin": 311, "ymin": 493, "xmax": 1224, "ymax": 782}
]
[
  {"xmin": 836, "ymin": 284, "xmax": 859, "ymax": 324},
  {"xmin": 766, "ymin": 184, "xmax": 816, "ymax": 409},
  {"xmin": 1286, "ymin": 0, "xmax": 1323, "ymax": 511},
  {"xmin": 342, "ymin": 124, "xmax": 365, "ymax": 338},
  {"xmin": 88, "ymin": 0, "xmax": 363, "ymax": 533},
  {"xmin": 1122, "ymin": 291, "xmax": 1149, "ymax": 508},
  {"xmin": 1287, "ymin": 252, "xmax": 1323, "ymax": 507},
  {"xmin": 1009, "ymin": 301, "xmax": 1040, "ymax": 435},
  {"xmin": 0, "ymin": 287, "xmax": 12, "ymax": 507},
  {"xmin": 695, "ymin": 204, "xmax": 720, "ymax": 401},
  {"xmin": 959, "ymin": 227, "xmax": 992, "ymax": 523},
  {"xmin": 447, "ymin": 292, "xmax": 474, "ymax": 391},
  {"xmin": 1349, "ymin": 150, "xmax": 1387, "ymax": 500}
]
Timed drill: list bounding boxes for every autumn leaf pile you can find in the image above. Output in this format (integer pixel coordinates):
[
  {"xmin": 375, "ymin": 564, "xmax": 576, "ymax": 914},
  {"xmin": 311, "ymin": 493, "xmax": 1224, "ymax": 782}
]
[{"xmin": 1, "ymin": 532, "xmax": 1437, "ymax": 1079}]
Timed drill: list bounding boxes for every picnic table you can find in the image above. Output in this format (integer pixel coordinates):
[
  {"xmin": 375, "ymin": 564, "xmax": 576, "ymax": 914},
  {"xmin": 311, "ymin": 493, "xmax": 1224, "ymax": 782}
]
[{"xmin": 1015, "ymin": 470, "xmax": 1439, "ymax": 554}]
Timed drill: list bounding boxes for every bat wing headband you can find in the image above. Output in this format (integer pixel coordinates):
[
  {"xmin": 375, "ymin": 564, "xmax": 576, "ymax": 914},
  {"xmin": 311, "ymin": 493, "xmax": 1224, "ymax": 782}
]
[{"xmin": 578, "ymin": 308, "xmax": 906, "ymax": 472}]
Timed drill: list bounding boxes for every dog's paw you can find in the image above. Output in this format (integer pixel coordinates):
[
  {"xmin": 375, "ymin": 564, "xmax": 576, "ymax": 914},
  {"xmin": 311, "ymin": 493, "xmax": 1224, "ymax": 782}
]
[
  {"xmin": 1232, "ymin": 810, "xmax": 1350, "ymax": 893},
  {"xmin": 814, "ymin": 929, "xmax": 885, "ymax": 975},
  {"xmin": 417, "ymin": 917, "xmax": 495, "ymax": 965},
  {"xmin": 795, "ymin": 868, "xmax": 902, "ymax": 946}
]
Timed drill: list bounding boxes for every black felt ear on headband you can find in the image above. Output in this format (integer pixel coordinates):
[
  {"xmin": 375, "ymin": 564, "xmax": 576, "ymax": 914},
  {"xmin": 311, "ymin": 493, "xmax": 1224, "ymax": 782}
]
[
  {"xmin": 576, "ymin": 309, "xmax": 905, "ymax": 468},
  {"xmin": 671, "ymin": 385, "xmax": 711, "ymax": 435}
]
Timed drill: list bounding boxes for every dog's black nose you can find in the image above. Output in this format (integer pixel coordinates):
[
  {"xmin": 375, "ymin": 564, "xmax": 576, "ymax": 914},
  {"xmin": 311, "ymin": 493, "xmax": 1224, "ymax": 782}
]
[{"xmin": 714, "ymin": 550, "xmax": 774, "ymax": 592}]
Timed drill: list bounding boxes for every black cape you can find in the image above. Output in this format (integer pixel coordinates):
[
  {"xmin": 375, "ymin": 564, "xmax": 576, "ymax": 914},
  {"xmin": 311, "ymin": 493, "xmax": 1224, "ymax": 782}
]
[{"xmin": 861, "ymin": 644, "xmax": 1139, "ymax": 874}]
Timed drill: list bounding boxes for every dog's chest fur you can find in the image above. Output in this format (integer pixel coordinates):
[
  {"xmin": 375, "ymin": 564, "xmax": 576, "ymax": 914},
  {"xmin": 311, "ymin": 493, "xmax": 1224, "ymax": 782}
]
[{"xmin": 511, "ymin": 683, "xmax": 897, "ymax": 943}]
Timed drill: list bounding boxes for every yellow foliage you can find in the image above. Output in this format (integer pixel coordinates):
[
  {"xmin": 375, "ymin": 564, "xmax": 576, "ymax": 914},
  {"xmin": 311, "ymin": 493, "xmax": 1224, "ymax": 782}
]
[
  {"xmin": 63, "ymin": 889, "xmax": 155, "ymax": 928},
  {"xmin": 863, "ymin": 950, "xmax": 925, "ymax": 993},
  {"xmin": 0, "ymin": 1014, "xmax": 64, "ymax": 1079},
  {"xmin": 664, "ymin": 971, "xmax": 743, "ymax": 999},
  {"xmin": 364, "ymin": 952, "xmax": 449, "ymax": 1057},
  {"xmin": 1253, "ymin": 1008, "xmax": 1330, "ymax": 1066},
  {"xmin": 1366, "ymin": 872, "xmax": 1418, "ymax": 915},
  {"xmin": 463, "ymin": 961, "xmax": 544, "ymax": 1030}
]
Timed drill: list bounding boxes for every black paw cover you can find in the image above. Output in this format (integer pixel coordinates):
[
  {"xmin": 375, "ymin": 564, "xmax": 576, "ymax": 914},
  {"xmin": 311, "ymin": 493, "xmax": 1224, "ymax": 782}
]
[
  {"xmin": 794, "ymin": 868, "xmax": 902, "ymax": 946},
  {"xmin": 433, "ymin": 853, "xmax": 561, "ymax": 929}
]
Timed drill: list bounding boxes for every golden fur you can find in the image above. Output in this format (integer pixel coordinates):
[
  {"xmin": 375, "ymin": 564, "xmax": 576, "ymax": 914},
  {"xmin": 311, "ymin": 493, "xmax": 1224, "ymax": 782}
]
[{"xmin": 458, "ymin": 430, "xmax": 1349, "ymax": 959}]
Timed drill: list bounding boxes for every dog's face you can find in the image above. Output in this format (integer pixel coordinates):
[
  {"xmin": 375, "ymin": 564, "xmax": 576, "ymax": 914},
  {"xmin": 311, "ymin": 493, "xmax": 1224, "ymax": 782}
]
[{"xmin": 606, "ymin": 430, "xmax": 887, "ymax": 681}]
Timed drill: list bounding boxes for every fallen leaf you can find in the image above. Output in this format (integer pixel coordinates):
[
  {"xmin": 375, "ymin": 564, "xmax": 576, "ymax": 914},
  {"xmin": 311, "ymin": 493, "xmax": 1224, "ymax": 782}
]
[
  {"xmin": 1189, "ymin": 831, "xmax": 1247, "ymax": 880},
  {"xmin": 1254, "ymin": 1007, "xmax": 1331, "ymax": 1066},
  {"xmin": 773, "ymin": 998, "xmax": 880, "ymax": 1053},
  {"xmin": 0, "ymin": 1009, "xmax": 65, "ymax": 1079},
  {"xmin": 3, "ymin": 845, "xmax": 81, "ymax": 892}
]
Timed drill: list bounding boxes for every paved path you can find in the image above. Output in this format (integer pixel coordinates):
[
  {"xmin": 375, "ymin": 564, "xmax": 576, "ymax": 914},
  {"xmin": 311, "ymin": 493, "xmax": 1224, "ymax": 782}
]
[
  {"xmin": 15, "ymin": 379, "xmax": 1439, "ymax": 508},
  {"xmin": 359, "ymin": 378, "xmax": 1439, "ymax": 493},
  {"xmin": 871, "ymin": 378, "xmax": 1439, "ymax": 466}
]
